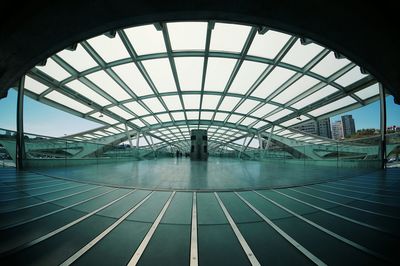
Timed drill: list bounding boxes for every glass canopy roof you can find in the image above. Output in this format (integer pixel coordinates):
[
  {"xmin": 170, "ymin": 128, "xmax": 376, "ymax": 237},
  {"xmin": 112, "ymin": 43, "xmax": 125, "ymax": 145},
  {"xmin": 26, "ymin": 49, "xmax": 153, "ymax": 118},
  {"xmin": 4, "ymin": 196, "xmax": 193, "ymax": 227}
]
[{"xmin": 23, "ymin": 21, "xmax": 379, "ymax": 149}]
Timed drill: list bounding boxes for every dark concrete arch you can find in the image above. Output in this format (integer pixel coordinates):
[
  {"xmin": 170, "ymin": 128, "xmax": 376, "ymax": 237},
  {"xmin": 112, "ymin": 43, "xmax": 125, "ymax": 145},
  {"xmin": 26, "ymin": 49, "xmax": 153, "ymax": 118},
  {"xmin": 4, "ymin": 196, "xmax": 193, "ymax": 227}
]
[{"xmin": 1, "ymin": 0, "xmax": 399, "ymax": 103}]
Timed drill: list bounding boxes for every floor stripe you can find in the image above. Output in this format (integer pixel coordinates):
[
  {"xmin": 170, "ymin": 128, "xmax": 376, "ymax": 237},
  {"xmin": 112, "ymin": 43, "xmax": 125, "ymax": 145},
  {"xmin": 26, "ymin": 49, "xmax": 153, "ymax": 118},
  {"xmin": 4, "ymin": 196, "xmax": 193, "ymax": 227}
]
[
  {"xmin": 274, "ymin": 190, "xmax": 397, "ymax": 236},
  {"xmin": 0, "ymin": 178, "xmax": 59, "ymax": 187},
  {"xmin": 290, "ymin": 188, "xmax": 400, "ymax": 219},
  {"xmin": 0, "ymin": 181, "xmax": 72, "ymax": 194},
  {"xmin": 316, "ymin": 184, "xmax": 400, "ymax": 199},
  {"xmin": 0, "ymin": 183, "xmax": 88, "ymax": 203},
  {"xmin": 234, "ymin": 192, "xmax": 326, "ymax": 266},
  {"xmin": 0, "ymin": 186, "xmax": 99, "ymax": 213},
  {"xmin": 0, "ymin": 188, "xmax": 117, "ymax": 231},
  {"xmin": 328, "ymin": 181, "xmax": 400, "ymax": 193},
  {"xmin": 190, "ymin": 192, "xmax": 198, "ymax": 266},
  {"xmin": 306, "ymin": 186, "xmax": 400, "ymax": 206},
  {"xmin": 254, "ymin": 191, "xmax": 391, "ymax": 263},
  {"xmin": 60, "ymin": 190, "xmax": 153, "ymax": 266},
  {"xmin": 127, "ymin": 191, "xmax": 176, "ymax": 266},
  {"xmin": 0, "ymin": 188, "xmax": 134, "ymax": 257},
  {"xmin": 215, "ymin": 192, "xmax": 261, "ymax": 266}
]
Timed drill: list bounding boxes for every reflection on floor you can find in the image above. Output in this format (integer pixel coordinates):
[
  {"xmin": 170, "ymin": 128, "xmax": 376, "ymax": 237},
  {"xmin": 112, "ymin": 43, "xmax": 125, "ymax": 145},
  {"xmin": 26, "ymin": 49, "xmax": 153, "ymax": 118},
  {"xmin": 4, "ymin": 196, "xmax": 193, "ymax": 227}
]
[
  {"xmin": 31, "ymin": 158, "xmax": 376, "ymax": 190},
  {"xmin": 0, "ymin": 165, "xmax": 399, "ymax": 265}
]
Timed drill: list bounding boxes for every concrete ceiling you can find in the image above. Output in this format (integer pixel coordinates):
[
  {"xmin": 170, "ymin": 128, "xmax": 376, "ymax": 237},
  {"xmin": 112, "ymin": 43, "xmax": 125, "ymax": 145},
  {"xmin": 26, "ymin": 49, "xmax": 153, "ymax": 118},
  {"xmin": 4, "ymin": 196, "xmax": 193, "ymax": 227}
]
[{"xmin": 0, "ymin": 0, "xmax": 399, "ymax": 103}]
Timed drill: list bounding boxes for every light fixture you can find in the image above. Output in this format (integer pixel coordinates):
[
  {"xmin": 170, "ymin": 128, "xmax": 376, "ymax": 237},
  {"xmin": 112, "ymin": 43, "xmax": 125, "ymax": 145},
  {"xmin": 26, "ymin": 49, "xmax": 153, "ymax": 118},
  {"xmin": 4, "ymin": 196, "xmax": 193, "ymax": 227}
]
[
  {"xmin": 296, "ymin": 116, "xmax": 302, "ymax": 121},
  {"xmin": 99, "ymin": 112, "xmax": 103, "ymax": 118}
]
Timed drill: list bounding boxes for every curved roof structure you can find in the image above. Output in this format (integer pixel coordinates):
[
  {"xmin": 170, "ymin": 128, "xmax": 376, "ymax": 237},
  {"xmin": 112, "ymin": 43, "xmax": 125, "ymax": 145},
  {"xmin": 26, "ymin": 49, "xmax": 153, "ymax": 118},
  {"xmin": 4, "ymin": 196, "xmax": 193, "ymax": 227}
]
[{"xmin": 22, "ymin": 21, "xmax": 380, "ymax": 149}]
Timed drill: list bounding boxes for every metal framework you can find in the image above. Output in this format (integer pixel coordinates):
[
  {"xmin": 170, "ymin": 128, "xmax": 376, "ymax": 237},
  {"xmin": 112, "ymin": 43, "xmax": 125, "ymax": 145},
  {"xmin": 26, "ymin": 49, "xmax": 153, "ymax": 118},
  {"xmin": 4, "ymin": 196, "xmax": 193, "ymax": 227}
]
[{"xmin": 19, "ymin": 20, "xmax": 382, "ymax": 152}]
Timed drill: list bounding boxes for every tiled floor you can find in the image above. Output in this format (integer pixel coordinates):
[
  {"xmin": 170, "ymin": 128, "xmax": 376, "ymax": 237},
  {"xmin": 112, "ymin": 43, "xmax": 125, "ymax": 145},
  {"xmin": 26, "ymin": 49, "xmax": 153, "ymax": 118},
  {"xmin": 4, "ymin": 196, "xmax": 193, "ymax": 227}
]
[{"xmin": 0, "ymin": 162, "xmax": 399, "ymax": 265}]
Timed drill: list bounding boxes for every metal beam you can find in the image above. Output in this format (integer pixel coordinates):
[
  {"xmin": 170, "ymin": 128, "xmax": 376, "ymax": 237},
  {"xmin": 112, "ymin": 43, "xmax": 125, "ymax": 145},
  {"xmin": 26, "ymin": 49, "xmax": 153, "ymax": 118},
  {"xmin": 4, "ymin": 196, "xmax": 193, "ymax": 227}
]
[
  {"xmin": 16, "ymin": 76, "xmax": 26, "ymax": 169},
  {"xmin": 379, "ymin": 83, "xmax": 387, "ymax": 169}
]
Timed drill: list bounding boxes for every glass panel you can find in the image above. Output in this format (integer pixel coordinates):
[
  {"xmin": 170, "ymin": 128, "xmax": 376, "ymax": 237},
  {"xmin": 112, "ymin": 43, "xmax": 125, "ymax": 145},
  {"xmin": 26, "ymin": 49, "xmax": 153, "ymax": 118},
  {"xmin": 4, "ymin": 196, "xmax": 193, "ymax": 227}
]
[
  {"xmin": 104, "ymin": 127, "xmax": 121, "ymax": 134},
  {"xmin": 308, "ymin": 96, "xmax": 357, "ymax": 117},
  {"xmin": 250, "ymin": 103, "xmax": 277, "ymax": 117},
  {"xmin": 240, "ymin": 117, "xmax": 256, "ymax": 126},
  {"xmin": 90, "ymin": 112, "xmax": 118, "ymax": 124},
  {"xmin": 310, "ymin": 52, "xmax": 350, "ymax": 77},
  {"xmin": 272, "ymin": 75, "xmax": 319, "ymax": 104},
  {"xmin": 186, "ymin": 111, "xmax": 199, "ymax": 120},
  {"xmin": 85, "ymin": 70, "xmax": 131, "ymax": 101},
  {"xmin": 142, "ymin": 58, "xmax": 176, "ymax": 93},
  {"xmin": 142, "ymin": 98, "xmax": 165, "ymax": 113},
  {"xmin": 108, "ymin": 106, "xmax": 134, "ymax": 120},
  {"xmin": 24, "ymin": 76, "xmax": 48, "ymax": 94},
  {"xmin": 116, "ymin": 123, "xmax": 132, "ymax": 131},
  {"xmin": 112, "ymin": 63, "xmax": 153, "ymax": 96},
  {"xmin": 162, "ymin": 95, "xmax": 183, "ymax": 110},
  {"xmin": 334, "ymin": 66, "xmax": 367, "ymax": 87},
  {"xmin": 36, "ymin": 58, "xmax": 70, "ymax": 81},
  {"xmin": 175, "ymin": 57, "xmax": 203, "ymax": 91},
  {"xmin": 251, "ymin": 66, "xmax": 296, "ymax": 98},
  {"xmin": 253, "ymin": 120, "xmax": 268, "ymax": 129},
  {"xmin": 204, "ymin": 57, "xmax": 237, "ymax": 92},
  {"xmin": 210, "ymin": 22, "xmax": 251, "ymax": 53},
  {"xmin": 66, "ymin": 79, "xmax": 111, "ymax": 106},
  {"xmin": 168, "ymin": 22, "xmax": 207, "ymax": 50},
  {"xmin": 235, "ymin": 99, "xmax": 260, "ymax": 114},
  {"xmin": 143, "ymin": 115, "xmax": 158, "ymax": 125},
  {"xmin": 124, "ymin": 101, "xmax": 149, "ymax": 116},
  {"xmin": 282, "ymin": 39, "xmax": 324, "ymax": 68},
  {"xmin": 354, "ymin": 83, "xmax": 379, "ymax": 100},
  {"xmin": 157, "ymin": 113, "xmax": 171, "ymax": 122},
  {"xmin": 86, "ymin": 34, "xmax": 129, "ymax": 63},
  {"xmin": 201, "ymin": 111, "xmax": 214, "ymax": 120},
  {"xmin": 131, "ymin": 119, "xmax": 145, "ymax": 127},
  {"xmin": 45, "ymin": 91, "xmax": 92, "ymax": 113},
  {"xmin": 172, "ymin": 112, "xmax": 185, "ymax": 121},
  {"xmin": 291, "ymin": 85, "xmax": 338, "ymax": 109},
  {"xmin": 183, "ymin": 95, "xmax": 200, "ymax": 109},
  {"xmin": 280, "ymin": 115, "xmax": 310, "ymax": 127},
  {"xmin": 124, "ymin": 24, "xmax": 167, "ymax": 55},
  {"xmin": 229, "ymin": 60, "xmax": 267, "ymax": 94},
  {"xmin": 201, "ymin": 95, "xmax": 221, "ymax": 110},
  {"xmin": 247, "ymin": 30, "xmax": 291, "ymax": 59},
  {"xmin": 57, "ymin": 44, "xmax": 98, "ymax": 72},
  {"xmin": 265, "ymin": 109, "xmax": 293, "ymax": 122},
  {"xmin": 94, "ymin": 131, "xmax": 109, "ymax": 136},
  {"xmin": 218, "ymin": 96, "xmax": 241, "ymax": 111},
  {"xmin": 227, "ymin": 114, "xmax": 243, "ymax": 123},
  {"xmin": 214, "ymin": 112, "xmax": 228, "ymax": 121}
]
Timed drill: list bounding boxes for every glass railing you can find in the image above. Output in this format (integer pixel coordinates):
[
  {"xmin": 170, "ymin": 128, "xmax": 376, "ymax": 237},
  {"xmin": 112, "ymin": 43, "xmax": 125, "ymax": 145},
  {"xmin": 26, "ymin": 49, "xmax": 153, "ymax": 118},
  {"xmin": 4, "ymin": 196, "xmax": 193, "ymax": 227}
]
[
  {"xmin": 386, "ymin": 132, "xmax": 400, "ymax": 168},
  {"xmin": 0, "ymin": 128, "xmax": 16, "ymax": 167},
  {"xmin": 212, "ymin": 134, "xmax": 388, "ymax": 169},
  {"xmin": 0, "ymin": 128, "xmax": 173, "ymax": 169},
  {"xmin": 2, "ymin": 127, "xmax": 397, "ymax": 169}
]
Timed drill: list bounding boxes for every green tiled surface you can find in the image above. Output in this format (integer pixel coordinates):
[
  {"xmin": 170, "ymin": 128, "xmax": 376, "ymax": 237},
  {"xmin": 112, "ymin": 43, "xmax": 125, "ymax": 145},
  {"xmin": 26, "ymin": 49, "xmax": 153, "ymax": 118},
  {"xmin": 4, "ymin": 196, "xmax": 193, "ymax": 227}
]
[{"xmin": 0, "ymin": 165, "xmax": 399, "ymax": 265}]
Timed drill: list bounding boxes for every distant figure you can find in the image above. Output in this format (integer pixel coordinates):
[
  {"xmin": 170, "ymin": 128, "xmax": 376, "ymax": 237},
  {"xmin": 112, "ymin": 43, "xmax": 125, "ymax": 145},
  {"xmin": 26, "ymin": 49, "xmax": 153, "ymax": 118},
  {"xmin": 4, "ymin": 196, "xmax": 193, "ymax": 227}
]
[{"xmin": 176, "ymin": 150, "xmax": 179, "ymax": 158}]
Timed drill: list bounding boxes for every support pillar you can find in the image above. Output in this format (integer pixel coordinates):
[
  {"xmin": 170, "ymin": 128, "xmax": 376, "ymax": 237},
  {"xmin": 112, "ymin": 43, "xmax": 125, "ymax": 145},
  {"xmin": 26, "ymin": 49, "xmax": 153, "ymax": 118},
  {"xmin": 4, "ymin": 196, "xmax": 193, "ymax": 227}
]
[
  {"xmin": 265, "ymin": 125, "xmax": 275, "ymax": 151},
  {"xmin": 258, "ymin": 133, "xmax": 263, "ymax": 159},
  {"xmin": 124, "ymin": 123, "xmax": 133, "ymax": 148},
  {"xmin": 16, "ymin": 76, "xmax": 26, "ymax": 169},
  {"xmin": 379, "ymin": 83, "xmax": 387, "ymax": 169},
  {"xmin": 136, "ymin": 131, "xmax": 140, "ymax": 149},
  {"xmin": 238, "ymin": 136, "xmax": 247, "ymax": 159}
]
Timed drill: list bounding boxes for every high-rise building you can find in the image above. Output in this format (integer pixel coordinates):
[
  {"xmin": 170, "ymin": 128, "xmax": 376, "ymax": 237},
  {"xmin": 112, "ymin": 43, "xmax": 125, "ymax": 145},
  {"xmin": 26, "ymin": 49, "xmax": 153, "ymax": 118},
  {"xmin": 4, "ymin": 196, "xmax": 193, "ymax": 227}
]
[
  {"xmin": 317, "ymin": 118, "xmax": 332, "ymax": 138},
  {"xmin": 341, "ymin": 115, "xmax": 356, "ymax": 137},
  {"xmin": 331, "ymin": 120, "xmax": 344, "ymax": 140},
  {"xmin": 291, "ymin": 118, "xmax": 332, "ymax": 138},
  {"xmin": 292, "ymin": 121, "xmax": 318, "ymax": 135}
]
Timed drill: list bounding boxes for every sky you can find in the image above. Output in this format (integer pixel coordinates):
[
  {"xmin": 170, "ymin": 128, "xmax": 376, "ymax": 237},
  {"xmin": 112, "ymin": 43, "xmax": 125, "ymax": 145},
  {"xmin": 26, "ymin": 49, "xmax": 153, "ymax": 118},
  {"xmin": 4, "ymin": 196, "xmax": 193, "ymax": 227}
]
[{"xmin": 0, "ymin": 89, "xmax": 399, "ymax": 137}]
